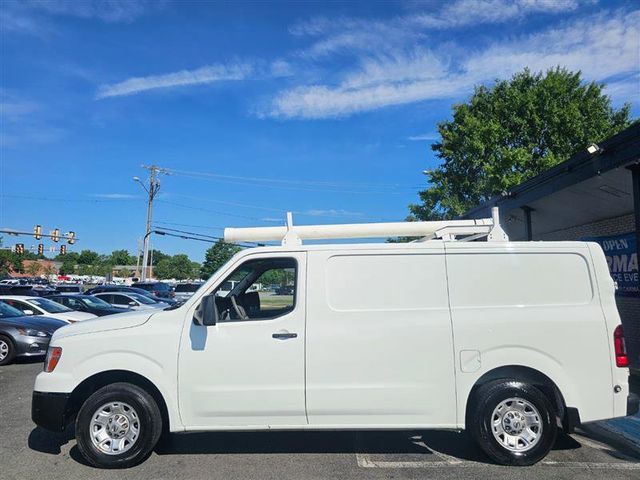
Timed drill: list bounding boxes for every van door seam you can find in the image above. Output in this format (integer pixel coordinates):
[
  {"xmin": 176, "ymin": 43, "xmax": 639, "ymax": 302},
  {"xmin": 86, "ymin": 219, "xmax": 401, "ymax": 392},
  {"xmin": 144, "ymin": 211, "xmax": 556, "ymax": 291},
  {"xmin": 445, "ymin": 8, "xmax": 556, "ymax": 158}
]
[{"xmin": 443, "ymin": 243, "xmax": 460, "ymax": 428}]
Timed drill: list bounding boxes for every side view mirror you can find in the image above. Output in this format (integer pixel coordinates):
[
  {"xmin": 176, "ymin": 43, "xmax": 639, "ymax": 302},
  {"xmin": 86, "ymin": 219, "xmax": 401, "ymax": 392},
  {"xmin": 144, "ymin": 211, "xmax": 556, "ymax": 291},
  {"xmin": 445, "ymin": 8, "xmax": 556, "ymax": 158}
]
[
  {"xmin": 23, "ymin": 309, "xmax": 35, "ymax": 315},
  {"xmin": 193, "ymin": 294, "xmax": 217, "ymax": 326},
  {"xmin": 128, "ymin": 301, "xmax": 137, "ymax": 307}
]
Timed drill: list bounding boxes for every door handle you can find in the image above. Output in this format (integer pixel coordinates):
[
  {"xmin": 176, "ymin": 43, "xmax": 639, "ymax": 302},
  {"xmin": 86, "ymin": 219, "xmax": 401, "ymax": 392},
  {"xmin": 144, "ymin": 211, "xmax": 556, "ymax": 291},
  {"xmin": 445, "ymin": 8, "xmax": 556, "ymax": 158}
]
[{"xmin": 272, "ymin": 332, "xmax": 297, "ymax": 340}]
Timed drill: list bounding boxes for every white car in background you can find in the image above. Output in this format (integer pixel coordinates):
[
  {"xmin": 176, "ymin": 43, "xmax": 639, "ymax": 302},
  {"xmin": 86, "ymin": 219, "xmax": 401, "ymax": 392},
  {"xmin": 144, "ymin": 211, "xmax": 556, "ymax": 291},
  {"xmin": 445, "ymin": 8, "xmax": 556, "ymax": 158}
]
[
  {"xmin": 93, "ymin": 292, "xmax": 167, "ymax": 311},
  {"xmin": 0, "ymin": 296, "xmax": 97, "ymax": 323}
]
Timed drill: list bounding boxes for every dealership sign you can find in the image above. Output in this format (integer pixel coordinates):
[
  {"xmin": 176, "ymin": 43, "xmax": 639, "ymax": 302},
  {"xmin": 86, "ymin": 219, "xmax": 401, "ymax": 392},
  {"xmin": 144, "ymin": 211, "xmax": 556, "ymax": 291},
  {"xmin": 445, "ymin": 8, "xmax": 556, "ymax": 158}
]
[{"xmin": 583, "ymin": 232, "xmax": 638, "ymax": 296}]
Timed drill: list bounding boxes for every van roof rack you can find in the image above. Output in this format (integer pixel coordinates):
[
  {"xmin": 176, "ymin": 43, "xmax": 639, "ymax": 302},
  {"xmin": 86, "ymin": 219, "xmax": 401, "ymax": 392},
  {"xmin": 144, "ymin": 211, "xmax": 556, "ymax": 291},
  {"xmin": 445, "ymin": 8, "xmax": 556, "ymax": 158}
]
[{"xmin": 224, "ymin": 207, "xmax": 509, "ymax": 246}]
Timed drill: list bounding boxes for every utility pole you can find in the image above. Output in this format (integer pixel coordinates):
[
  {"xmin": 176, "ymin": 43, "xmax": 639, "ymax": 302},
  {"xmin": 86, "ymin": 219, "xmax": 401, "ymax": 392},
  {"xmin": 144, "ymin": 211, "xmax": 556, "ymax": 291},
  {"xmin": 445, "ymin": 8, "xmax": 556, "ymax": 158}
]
[{"xmin": 134, "ymin": 165, "xmax": 169, "ymax": 281}]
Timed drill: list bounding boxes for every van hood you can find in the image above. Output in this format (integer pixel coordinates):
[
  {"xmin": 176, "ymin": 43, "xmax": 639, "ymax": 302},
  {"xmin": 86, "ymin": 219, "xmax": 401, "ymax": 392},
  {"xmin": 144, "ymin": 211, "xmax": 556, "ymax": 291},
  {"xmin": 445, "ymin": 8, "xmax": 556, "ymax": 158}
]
[
  {"xmin": 52, "ymin": 310, "xmax": 155, "ymax": 341},
  {"xmin": 48, "ymin": 311, "xmax": 98, "ymax": 322}
]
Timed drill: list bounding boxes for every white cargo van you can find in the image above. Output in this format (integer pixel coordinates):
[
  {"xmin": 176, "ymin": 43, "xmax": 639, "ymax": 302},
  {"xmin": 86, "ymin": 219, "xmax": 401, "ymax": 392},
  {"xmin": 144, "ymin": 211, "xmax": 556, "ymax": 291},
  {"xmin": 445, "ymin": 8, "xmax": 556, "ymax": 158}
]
[{"xmin": 32, "ymin": 211, "xmax": 638, "ymax": 468}]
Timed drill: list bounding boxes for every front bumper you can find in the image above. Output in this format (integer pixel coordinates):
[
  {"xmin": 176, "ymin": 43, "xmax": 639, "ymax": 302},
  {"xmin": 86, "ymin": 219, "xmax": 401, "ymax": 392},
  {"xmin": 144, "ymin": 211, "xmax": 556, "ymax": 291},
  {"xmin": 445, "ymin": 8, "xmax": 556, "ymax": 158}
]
[
  {"xmin": 16, "ymin": 337, "xmax": 50, "ymax": 358},
  {"xmin": 32, "ymin": 391, "xmax": 71, "ymax": 432}
]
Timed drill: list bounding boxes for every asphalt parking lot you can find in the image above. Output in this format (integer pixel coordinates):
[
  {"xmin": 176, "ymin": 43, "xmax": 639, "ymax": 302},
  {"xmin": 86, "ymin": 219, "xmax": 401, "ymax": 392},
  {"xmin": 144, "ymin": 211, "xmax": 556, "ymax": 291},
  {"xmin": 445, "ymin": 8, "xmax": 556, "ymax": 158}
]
[{"xmin": 2, "ymin": 360, "xmax": 640, "ymax": 480}]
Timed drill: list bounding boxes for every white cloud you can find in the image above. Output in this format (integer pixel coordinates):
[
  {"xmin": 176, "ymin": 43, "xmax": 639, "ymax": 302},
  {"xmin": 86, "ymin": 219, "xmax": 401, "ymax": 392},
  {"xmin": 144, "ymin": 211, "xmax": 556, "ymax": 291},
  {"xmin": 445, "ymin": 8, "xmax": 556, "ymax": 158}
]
[
  {"xmin": 96, "ymin": 63, "xmax": 253, "ymax": 99},
  {"xmin": 268, "ymin": 10, "xmax": 639, "ymax": 119},
  {"xmin": 27, "ymin": 0, "xmax": 163, "ymax": 23},
  {"xmin": 1, "ymin": 100, "xmax": 39, "ymax": 120},
  {"xmin": 408, "ymin": 133, "xmax": 439, "ymax": 141},
  {"xmin": 290, "ymin": 0, "xmax": 586, "ymax": 59},
  {"xmin": 270, "ymin": 60, "xmax": 295, "ymax": 77},
  {"xmin": 417, "ymin": 0, "xmax": 584, "ymax": 29}
]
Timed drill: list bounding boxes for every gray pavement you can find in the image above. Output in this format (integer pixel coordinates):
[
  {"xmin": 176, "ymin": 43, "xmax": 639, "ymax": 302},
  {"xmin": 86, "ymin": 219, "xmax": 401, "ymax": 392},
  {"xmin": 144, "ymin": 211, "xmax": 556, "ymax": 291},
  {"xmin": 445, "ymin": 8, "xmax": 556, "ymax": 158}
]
[{"xmin": 2, "ymin": 360, "xmax": 640, "ymax": 480}]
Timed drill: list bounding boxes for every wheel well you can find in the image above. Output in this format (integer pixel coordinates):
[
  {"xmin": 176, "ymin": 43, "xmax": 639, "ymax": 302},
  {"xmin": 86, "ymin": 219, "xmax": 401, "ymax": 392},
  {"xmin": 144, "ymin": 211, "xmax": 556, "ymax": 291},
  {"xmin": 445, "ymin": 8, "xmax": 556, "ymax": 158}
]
[
  {"xmin": 68, "ymin": 370, "xmax": 170, "ymax": 432},
  {"xmin": 466, "ymin": 365, "xmax": 567, "ymax": 421}
]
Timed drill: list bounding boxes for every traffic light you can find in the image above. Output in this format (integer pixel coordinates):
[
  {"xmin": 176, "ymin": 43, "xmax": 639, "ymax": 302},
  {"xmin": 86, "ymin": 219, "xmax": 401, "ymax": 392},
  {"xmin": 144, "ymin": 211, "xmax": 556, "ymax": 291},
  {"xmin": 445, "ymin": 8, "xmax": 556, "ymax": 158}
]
[
  {"xmin": 34, "ymin": 225, "xmax": 42, "ymax": 240},
  {"xmin": 15, "ymin": 243, "xmax": 24, "ymax": 254},
  {"xmin": 37, "ymin": 244, "xmax": 44, "ymax": 255},
  {"xmin": 59, "ymin": 245, "xmax": 67, "ymax": 255},
  {"xmin": 52, "ymin": 229, "xmax": 60, "ymax": 242},
  {"xmin": 67, "ymin": 231, "xmax": 76, "ymax": 244}
]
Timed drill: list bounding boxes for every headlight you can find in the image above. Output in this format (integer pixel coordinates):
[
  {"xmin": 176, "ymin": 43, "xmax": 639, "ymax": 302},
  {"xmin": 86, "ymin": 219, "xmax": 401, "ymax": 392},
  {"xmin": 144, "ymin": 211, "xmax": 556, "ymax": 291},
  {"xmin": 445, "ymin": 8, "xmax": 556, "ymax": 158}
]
[{"xmin": 17, "ymin": 328, "xmax": 49, "ymax": 338}]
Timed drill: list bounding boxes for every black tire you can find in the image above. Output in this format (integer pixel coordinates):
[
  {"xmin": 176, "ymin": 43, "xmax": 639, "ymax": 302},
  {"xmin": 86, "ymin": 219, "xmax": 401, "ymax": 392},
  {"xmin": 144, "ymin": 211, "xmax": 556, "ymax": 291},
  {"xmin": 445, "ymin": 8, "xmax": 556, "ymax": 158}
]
[
  {"xmin": 467, "ymin": 380, "xmax": 557, "ymax": 466},
  {"xmin": 75, "ymin": 382, "xmax": 162, "ymax": 468},
  {"xmin": 0, "ymin": 334, "xmax": 16, "ymax": 366}
]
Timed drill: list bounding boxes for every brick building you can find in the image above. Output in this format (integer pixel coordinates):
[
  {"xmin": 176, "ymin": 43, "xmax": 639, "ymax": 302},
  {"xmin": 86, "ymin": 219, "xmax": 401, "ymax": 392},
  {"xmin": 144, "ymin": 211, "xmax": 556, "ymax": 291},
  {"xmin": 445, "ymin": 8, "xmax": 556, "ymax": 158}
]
[{"xmin": 463, "ymin": 123, "xmax": 640, "ymax": 371}]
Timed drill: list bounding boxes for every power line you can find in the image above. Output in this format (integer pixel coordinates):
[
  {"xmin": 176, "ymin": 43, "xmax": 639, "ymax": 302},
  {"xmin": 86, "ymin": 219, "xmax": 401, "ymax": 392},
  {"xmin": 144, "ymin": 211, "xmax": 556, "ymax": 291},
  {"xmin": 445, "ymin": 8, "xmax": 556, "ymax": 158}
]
[
  {"xmin": 152, "ymin": 229, "xmax": 257, "ymax": 248},
  {"xmin": 152, "ymin": 226, "xmax": 223, "ymax": 239},
  {"xmin": 166, "ymin": 194, "xmax": 371, "ymax": 219},
  {"xmin": 155, "ymin": 199, "xmax": 280, "ymax": 222},
  {"xmin": 165, "ymin": 167, "xmax": 419, "ymax": 190},
  {"xmin": 154, "ymin": 221, "xmax": 226, "ymax": 231}
]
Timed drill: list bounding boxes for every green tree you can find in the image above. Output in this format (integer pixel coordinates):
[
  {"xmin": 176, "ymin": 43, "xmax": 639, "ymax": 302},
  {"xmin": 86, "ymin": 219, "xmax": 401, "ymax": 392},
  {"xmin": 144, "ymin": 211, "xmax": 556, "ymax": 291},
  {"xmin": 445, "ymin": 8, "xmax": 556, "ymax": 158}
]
[
  {"xmin": 154, "ymin": 254, "xmax": 200, "ymax": 280},
  {"xmin": 0, "ymin": 250, "xmax": 23, "ymax": 276},
  {"xmin": 58, "ymin": 257, "xmax": 76, "ymax": 276},
  {"xmin": 77, "ymin": 249, "xmax": 100, "ymax": 265},
  {"xmin": 150, "ymin": 250, "xmax": 170, "ymax": 266},
  {"xmin": 109, "ymin": 249, "xmax": 136, "ymax": 265},
  {"xmin": 200, "ymin": 240, "xmax": 241, "ymax": 279},
  {"xmin": 117, "ymin": 268, "xmax": 132, "ymax": 278},
  {"xmin": 54, "ymin": 251, "xmax": 79, "ymax": 263},
  {"xmin": 410, "ymin": 67, "xmax": 633, "ymax": 221}
]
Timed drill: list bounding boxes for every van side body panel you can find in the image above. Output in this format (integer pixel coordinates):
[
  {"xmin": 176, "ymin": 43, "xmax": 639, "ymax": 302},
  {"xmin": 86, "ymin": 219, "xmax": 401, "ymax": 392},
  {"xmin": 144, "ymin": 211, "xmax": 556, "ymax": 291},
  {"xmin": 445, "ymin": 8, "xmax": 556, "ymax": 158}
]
[
  {"xmin": 305, "ymin": 245, "xmax": 458, "ymax": 427},
  {"xmin": 445, "ymin": 242, "xmax": 616, "ymax": 426}
]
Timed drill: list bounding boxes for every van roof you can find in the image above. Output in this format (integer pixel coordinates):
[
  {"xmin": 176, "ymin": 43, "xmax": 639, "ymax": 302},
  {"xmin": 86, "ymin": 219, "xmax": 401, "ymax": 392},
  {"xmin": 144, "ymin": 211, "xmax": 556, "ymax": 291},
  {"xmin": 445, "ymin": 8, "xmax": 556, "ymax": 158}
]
[{"xmin": 234, "ymin": 240, "xmax": 594, "ymax": 257}]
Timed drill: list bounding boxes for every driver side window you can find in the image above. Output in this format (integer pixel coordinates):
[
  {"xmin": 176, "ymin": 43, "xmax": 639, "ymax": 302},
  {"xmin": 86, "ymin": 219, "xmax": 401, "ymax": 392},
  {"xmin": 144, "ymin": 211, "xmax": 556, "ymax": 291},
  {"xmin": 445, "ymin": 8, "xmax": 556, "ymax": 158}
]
[{"xmin": 213, "ymin": 257, "xmax": 297, "ymax": 322}]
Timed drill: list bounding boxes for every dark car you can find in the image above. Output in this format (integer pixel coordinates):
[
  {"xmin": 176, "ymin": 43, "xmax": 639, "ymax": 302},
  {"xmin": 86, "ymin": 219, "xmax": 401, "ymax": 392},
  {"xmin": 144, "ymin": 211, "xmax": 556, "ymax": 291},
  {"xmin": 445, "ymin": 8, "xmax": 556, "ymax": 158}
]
[
  {"xmin": 275, "ymin": 285, "xmax": 295, "ymax": 295},
  {"xmin": 47, "ymin": 294, "xmax": 127, "ymax": 317},
  {"xmin": 0, "ymin": 285, "xmax": 43, "ymax": 297},
  {"xmin": 0, "ymin": 302, "xmax": 67, "ymax": 366},
  {"xmin": 84, "ymin": 285, "xmax": 177, "ymax": 305},
  {"xmin": 132, "ymin": 281, "xmax": 175, "ymax": 300},
  {"xmin": 53, "ymin": 284, "xmax": 84, "ymax": 294}
]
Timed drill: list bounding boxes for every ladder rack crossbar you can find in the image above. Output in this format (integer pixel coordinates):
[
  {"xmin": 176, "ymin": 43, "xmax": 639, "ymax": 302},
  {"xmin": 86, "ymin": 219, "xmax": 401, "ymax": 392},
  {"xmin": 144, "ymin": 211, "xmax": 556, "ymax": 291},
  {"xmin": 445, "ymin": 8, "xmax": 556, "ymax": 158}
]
[{"xmin": 224, "ymin": 207, "xmax": 508, "ymax": 245}]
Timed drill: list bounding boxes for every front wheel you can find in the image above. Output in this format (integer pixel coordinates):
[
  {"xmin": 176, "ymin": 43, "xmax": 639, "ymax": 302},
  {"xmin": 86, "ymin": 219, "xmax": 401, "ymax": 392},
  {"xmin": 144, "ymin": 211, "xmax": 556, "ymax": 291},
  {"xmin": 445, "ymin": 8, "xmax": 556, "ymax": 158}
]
[
  {"xmin": 468, "ymin": 380, "xmax": 557, "ymax": 466},
  {"xmin": 75, "ymin": 382, "xmax": 162, "ymax": 468},
  {"xmin": 0, "ymin": 335, "xmax": 16, "ymax": 366}
]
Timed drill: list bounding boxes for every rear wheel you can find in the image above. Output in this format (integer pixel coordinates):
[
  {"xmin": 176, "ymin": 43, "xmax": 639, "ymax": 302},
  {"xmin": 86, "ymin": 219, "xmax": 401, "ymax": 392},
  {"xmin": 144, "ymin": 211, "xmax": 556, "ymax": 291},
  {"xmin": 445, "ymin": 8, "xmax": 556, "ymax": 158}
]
[
  {"xmin": 75, "ymin": 383, "xmax": 162, "ymax": 468},
  {"xmin": 0, "ymin": 335, "xmax": 16, "ymax": 366},
  {"xmin": 468, "ymin": 380, "xmax": 557, "ymax": 466}
]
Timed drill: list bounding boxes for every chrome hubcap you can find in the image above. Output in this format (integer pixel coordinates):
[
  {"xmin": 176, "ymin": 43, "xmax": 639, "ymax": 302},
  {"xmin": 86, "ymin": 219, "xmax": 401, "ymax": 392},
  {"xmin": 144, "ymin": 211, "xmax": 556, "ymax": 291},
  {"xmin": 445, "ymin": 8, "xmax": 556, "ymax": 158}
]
[
  {"xmin": 0, "ymin": 340, "xmax": 8, "ymax": 361},
  {"xmin": 491, "ymin": 397, "xmax": 542, "ymax": 452},
  {"xmin": 89, "ymin": 402, "xmax": 140, "ymax": 455}
]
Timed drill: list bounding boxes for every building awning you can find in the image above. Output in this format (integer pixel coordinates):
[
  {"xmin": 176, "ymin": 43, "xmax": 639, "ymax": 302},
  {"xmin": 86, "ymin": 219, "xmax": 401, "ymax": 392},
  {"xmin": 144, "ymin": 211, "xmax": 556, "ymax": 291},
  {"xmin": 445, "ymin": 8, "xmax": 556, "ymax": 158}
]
[{"xmin": 462, "ymin": 123, "xmax": 640, "ymax": 240}]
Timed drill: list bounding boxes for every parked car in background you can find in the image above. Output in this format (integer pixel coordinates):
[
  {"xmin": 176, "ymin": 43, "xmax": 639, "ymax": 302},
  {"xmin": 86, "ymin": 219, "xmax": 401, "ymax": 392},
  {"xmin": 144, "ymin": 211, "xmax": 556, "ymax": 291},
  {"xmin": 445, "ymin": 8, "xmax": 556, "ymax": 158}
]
[
  {"xmin": 173, "ymin": 282, "xmax": 204, "ymax": 302},
  {"xmin": 0, "ymin": 285, "xmax": 43, "ymax": 297},
  {"xmin": 0, "ymin": 302, "xmax": 67, "ymax": 365},
  {"xmin": 85, "ymin": 285, "xmax": 177, "ymax": 305},
  {"xmin": 0, "ymin": 296, "xmax": 97, "ymax": 323},
  {"xmin": 93, "ymin": 292, "xmax": 167, "ymax": 311},
  {"xmin": 47, "ymin": 294, "xmax": 127, "ymax": 317},
  {"xmin": 53, "ymin": 284, "xmax": 84, "ymax": 294},
  {"xmin": 275, "ymin": 285, "xmax": 294, "ymax": 295},
  {"xmin": 132, "ymin": 281, "xmax": 175, "ymax": 300}
]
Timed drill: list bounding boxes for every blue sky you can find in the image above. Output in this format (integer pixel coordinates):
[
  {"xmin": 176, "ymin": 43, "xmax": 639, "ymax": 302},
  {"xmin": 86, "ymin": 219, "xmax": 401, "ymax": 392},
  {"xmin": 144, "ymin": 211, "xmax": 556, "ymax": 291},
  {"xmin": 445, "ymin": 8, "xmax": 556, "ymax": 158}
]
[{"xmin": 1, "ymin": 0, "xmax": 639, "ymax": 262}]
